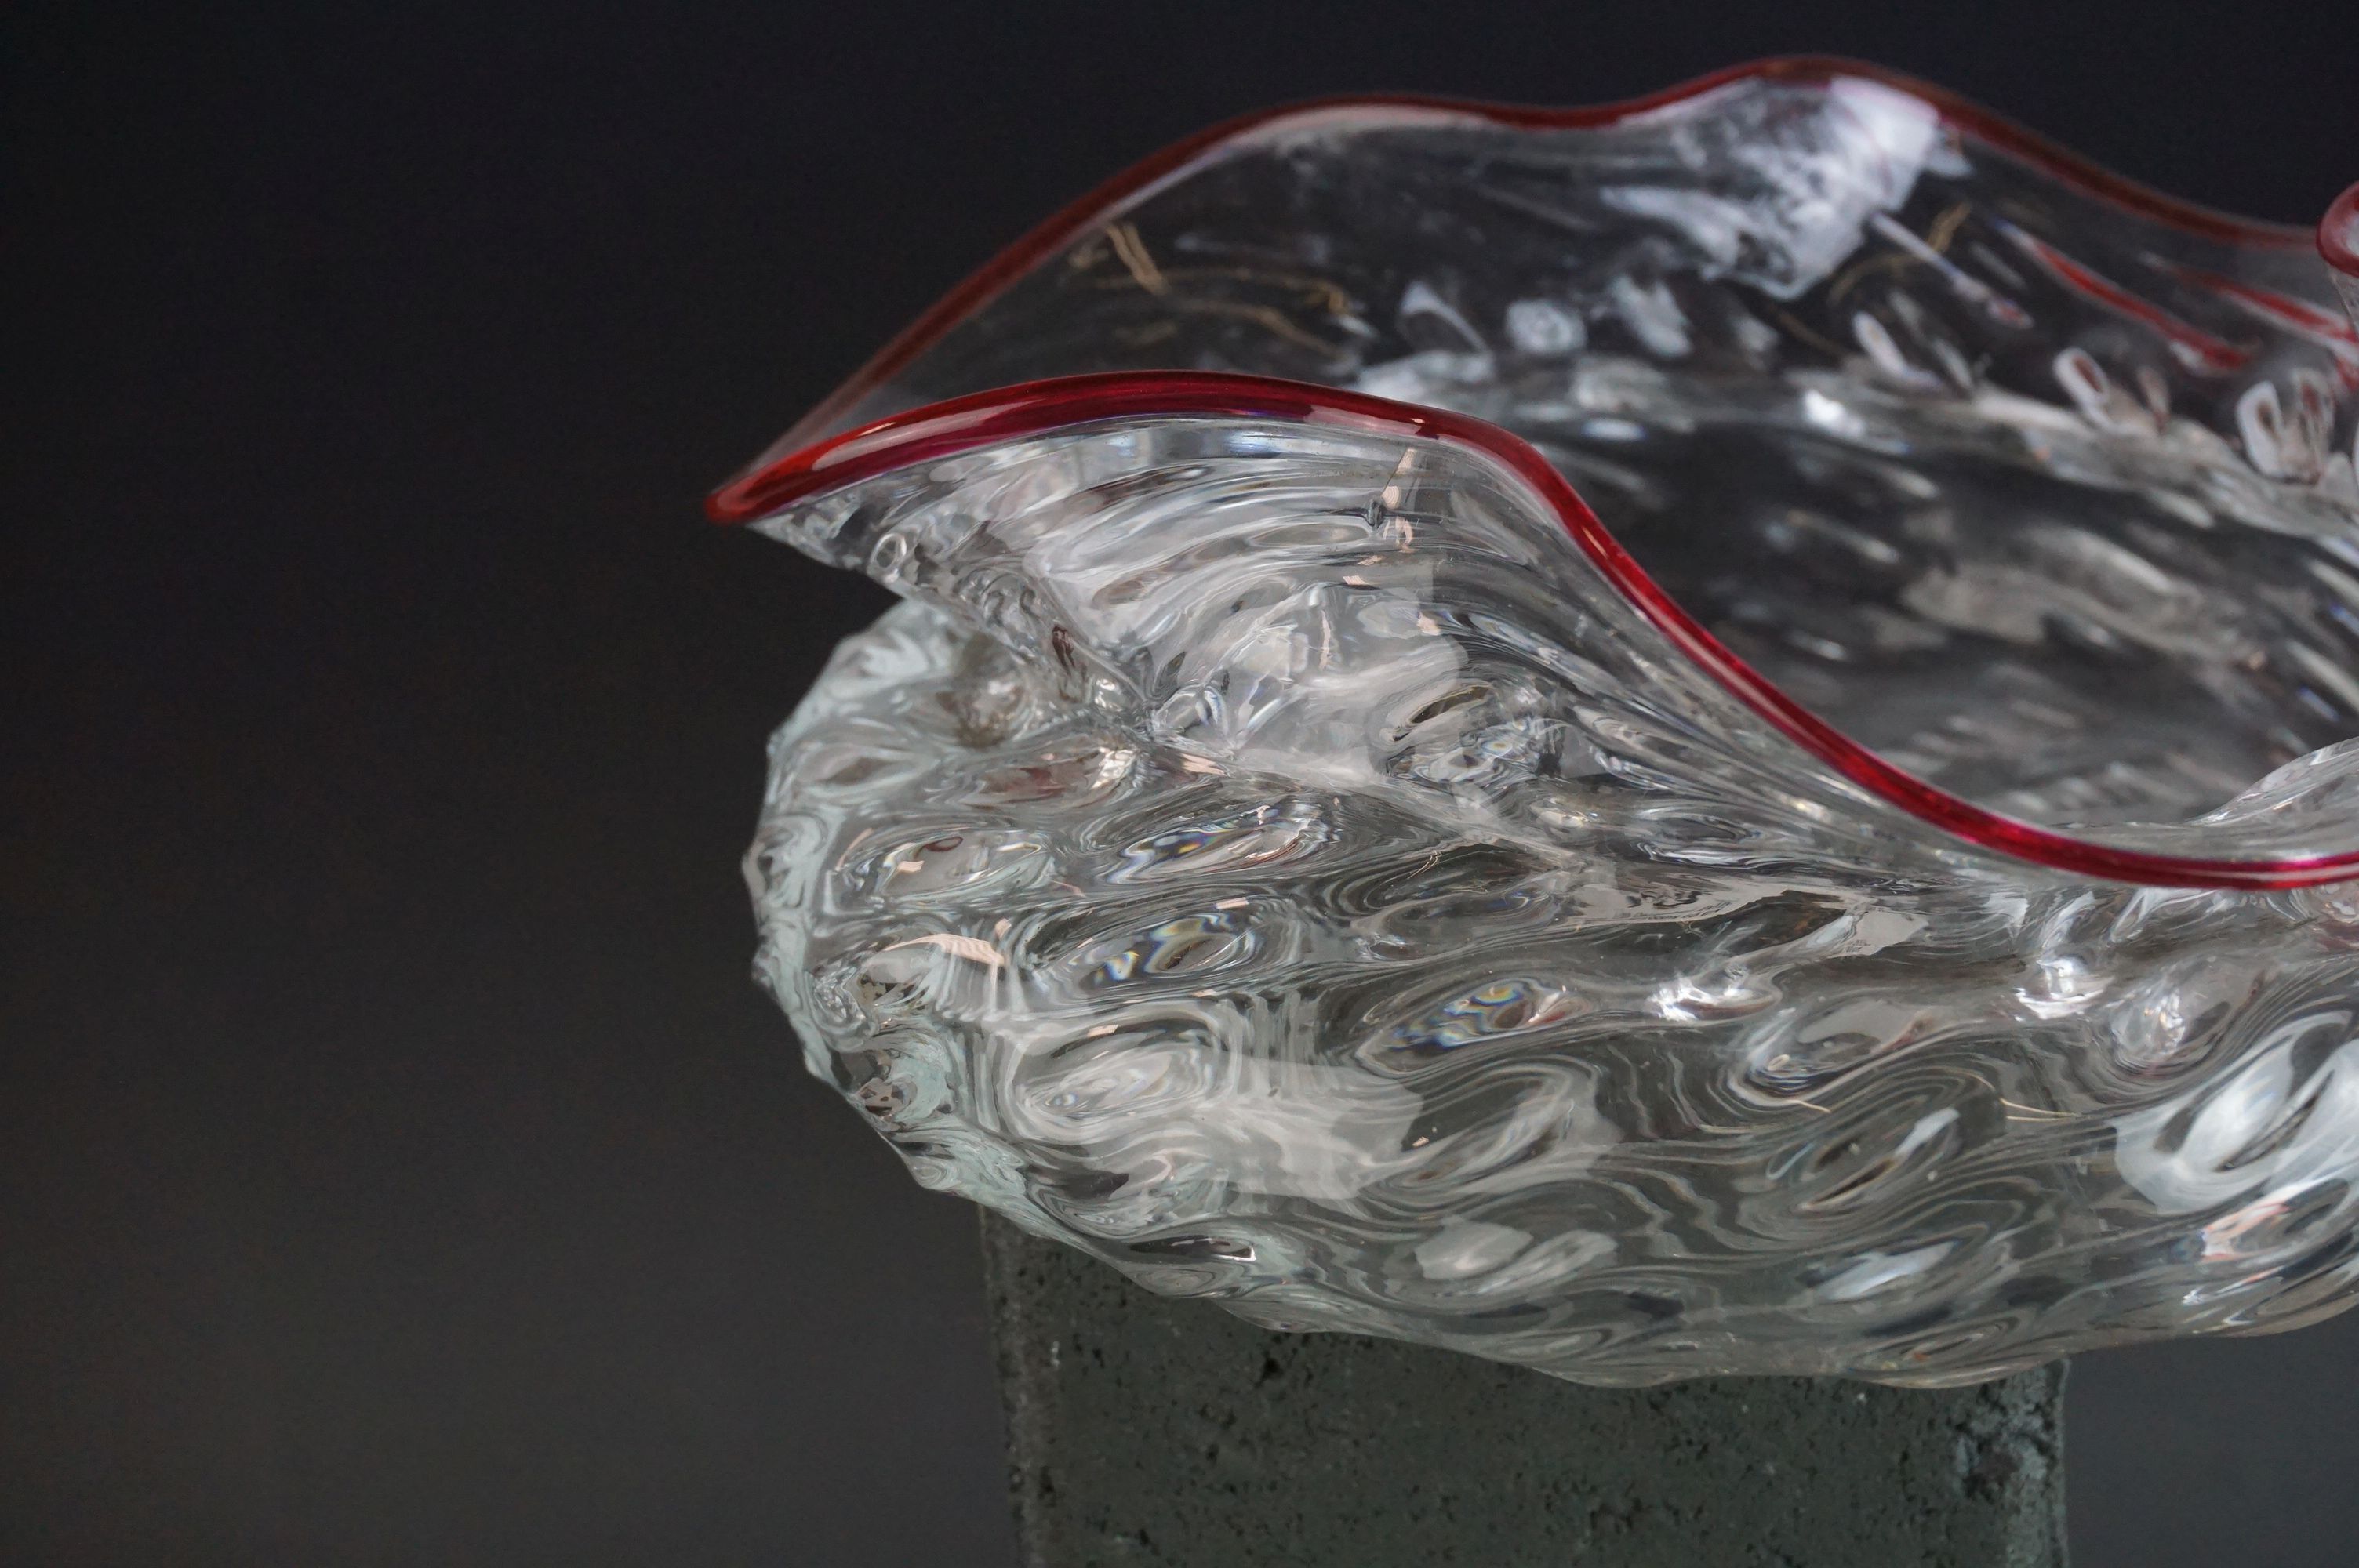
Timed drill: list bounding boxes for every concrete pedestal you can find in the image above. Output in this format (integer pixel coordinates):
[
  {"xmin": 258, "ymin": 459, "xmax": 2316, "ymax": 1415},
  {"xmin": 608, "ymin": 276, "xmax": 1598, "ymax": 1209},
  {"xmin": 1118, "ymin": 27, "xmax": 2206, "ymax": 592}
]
[{"xmin": 982, "ymin": 1214, "xmax": 2066, "ymax": 1567}]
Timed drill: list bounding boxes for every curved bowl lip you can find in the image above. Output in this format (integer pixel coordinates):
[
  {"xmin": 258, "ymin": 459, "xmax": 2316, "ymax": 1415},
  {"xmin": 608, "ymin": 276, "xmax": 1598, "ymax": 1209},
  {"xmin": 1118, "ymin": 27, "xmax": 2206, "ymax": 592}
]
[
  {"xmin": 734, "ymin": 53, "xmax": 2314, "ymax": 460},
  {"xmin": 2324, "ymin": 180, "xmax": 2359, "ymax": 280},
  {"xmin": 714, "ymin": 56, "xmax": 2359, "ymax": 891},
  {"xmin": 717, "ymin": 368, "xmax": 2359, "ymax": 891}
]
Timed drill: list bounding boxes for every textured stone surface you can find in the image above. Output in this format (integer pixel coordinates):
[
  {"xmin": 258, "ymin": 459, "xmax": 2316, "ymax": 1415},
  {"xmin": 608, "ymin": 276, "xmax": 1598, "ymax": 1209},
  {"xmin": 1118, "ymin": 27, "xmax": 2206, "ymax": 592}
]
[{"xmin": 982, "ymin": 1214, "xmax": 2065, "ymax": 1566}]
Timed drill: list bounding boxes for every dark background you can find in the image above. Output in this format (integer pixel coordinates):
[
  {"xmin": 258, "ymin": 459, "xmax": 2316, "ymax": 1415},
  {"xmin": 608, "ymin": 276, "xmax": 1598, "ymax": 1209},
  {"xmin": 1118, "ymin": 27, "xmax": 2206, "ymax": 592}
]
[{"xmin": 7, "ymin": 3, "xmax": 2357, "ymax": 1563}]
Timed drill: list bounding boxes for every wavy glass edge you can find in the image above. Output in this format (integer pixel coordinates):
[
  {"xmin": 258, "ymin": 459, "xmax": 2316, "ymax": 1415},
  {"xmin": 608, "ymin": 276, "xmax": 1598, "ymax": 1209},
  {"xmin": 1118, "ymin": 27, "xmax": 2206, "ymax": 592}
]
[
  {"xmin": 717, "ymin": 372, "xmax": 2359, "ymax": 891},
  {"xmin": 732, "ymin": 54, "xmax": 2317, "ymax": 469},
  {"xmin": 713, "ymin": 59, "xmax": 2359, "ymax": 891}
]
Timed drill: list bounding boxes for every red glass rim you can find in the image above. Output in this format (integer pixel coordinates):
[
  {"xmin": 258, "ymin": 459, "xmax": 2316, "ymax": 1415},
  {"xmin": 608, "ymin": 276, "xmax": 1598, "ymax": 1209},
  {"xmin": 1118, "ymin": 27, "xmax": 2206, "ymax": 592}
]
[
  {"xmin": 714, "ymin": 369, "xmax": 2359, "ymax": 891},
  {"xmin": 2323, "ymin": 181, "xmax": 2359, "ymax": 278},
  {"xmin": 714, "ymin": 59, "xmax": 2359, "ymax": 889},
  {"xmin": 743, "ymin": 54, "xmax": 2314, "ymax": 459}
]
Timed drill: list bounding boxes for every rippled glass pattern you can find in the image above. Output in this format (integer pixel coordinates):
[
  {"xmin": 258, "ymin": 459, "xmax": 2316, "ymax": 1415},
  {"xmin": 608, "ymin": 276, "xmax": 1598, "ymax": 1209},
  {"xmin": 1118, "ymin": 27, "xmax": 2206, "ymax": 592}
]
[{"xmin": 728, "ymin": 63, "xmax": 2359, "ymax": 1383}]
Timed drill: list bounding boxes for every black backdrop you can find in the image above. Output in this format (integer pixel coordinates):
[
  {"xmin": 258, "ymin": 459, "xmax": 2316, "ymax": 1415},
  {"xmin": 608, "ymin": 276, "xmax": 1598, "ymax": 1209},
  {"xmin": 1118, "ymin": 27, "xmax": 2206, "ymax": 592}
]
[{"xmin": 8, "ymin": 4, "xmax": 2359, "ymax": 1564}]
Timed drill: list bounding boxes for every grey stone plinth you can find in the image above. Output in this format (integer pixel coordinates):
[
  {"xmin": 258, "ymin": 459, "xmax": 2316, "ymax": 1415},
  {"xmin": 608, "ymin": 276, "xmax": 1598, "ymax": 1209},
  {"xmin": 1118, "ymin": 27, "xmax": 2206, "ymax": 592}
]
[{"xmin": 982, "ymin": 1214, "xmax": 2065, "ymax": 1567}]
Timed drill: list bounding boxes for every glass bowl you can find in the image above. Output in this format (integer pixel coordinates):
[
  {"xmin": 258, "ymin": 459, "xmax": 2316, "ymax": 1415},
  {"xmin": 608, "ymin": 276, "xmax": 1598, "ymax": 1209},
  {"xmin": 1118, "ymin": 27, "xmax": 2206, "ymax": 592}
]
[{"xmin": 718, "ymin": 58, "xmax": 2359, "ymax": 1384}]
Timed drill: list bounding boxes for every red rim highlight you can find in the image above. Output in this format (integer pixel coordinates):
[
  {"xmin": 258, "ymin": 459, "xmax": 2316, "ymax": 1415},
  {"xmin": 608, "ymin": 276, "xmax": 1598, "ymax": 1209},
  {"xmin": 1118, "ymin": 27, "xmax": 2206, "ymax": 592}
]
[
  {"xmin": 715, "ymin": 60, "xmax": 2357, "ymax": 890},
  {"xmin": 716, "ymin": 370, "xmax": 2359, "ymax": 891},
  {"xmin": 2322, "ymin": 180, "xmax": 2359, "ymax": 281},
  {"xmin": 753, "ymin": 56, "xmax": 2313, "ymax": 456}
]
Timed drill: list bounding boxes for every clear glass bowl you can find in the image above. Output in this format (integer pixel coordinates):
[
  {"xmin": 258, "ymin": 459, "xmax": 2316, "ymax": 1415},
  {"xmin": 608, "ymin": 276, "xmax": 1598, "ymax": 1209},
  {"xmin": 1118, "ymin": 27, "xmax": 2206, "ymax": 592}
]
[{"xmin": 719, "ymin": 58, "xmax": 2359, "ymax": 1384}]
